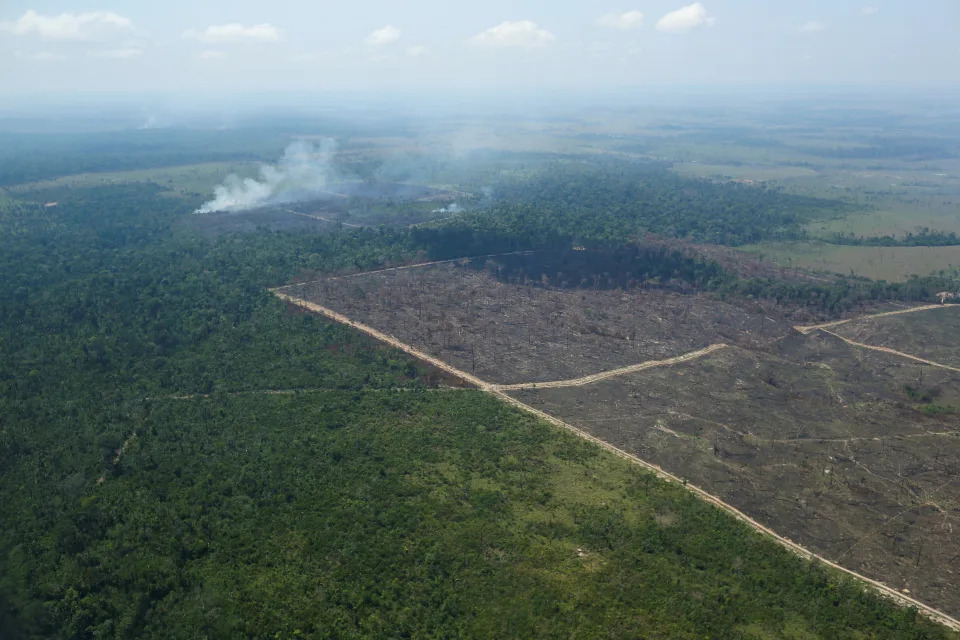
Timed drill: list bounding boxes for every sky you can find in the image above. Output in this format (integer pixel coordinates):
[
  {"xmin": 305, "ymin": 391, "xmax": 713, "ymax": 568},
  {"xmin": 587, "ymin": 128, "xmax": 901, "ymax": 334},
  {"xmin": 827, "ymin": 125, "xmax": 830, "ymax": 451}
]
[{"xmin": 0, "ymin": 1, "xmax": 958, "ymax": 101}]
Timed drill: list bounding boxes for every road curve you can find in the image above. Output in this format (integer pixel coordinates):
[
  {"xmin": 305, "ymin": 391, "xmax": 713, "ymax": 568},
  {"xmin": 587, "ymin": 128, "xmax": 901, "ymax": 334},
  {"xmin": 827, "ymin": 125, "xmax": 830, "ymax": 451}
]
[{"xmin": 794, "ymin": 304, "xmax": 952, "ymax": 335}]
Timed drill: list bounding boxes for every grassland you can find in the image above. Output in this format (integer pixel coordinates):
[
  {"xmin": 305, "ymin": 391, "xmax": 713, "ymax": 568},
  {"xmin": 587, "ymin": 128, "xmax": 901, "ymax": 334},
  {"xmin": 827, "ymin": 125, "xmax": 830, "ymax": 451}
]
[
  {"xmin": 3, "ymin": 161, "xmax": 258, "ymax": 200},
  {"xmin": 739, "ymin": 242, "xmax": 960, "ymax": 282}
]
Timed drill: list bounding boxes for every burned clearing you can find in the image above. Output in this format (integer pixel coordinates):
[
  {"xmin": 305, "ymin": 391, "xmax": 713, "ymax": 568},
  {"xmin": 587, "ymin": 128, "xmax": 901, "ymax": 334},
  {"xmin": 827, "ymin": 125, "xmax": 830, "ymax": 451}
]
[
  {"xmin": 283, "ymin": 251, "xmax": 794, "ymax": 385},
  {"xmin": 510, "ymin": 334, "xmax": 960, "ymax": 617},
  {"xmin": 832, "ymin": 305, "xmax": 960, "ymax": 371},
  {"xmin": 279, "ymin": 251, "xmax": 960, "ymax": 618}
]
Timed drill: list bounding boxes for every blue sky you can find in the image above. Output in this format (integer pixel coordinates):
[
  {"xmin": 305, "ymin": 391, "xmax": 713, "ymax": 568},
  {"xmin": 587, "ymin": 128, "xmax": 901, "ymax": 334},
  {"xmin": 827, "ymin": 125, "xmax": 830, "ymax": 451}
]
[{"xmin": 0, "ymin": 1, "xmax": 957, "ymax": 98}]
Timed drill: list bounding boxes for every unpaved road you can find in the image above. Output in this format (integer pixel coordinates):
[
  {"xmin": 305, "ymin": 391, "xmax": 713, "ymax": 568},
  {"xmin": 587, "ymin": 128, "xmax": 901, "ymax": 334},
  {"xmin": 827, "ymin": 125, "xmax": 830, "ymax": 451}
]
[
  {"xmin": 274, "ymin": 251, "xmax": 548, "ymax": 288},
  {"xmin": 274, "ymin": 289, "xmax": 960, "ymax": 632},
  {"xmin": 794, "ymin": 304, "xmax": 950, "ymax": 335},
  {"xmin": 285, "ymin": 208, "xmax": 364, "ymax": 228},
  {"xmin": 150, "ymin": 387, "xmax": 453, "ymax": 401},
  {"xmin": 493, "ymin": 344, "xmax": 728, "ymax": 390},
  {"xmin": 795, "ymin": 304, "xmax": 960, "ymax": 372},
  {"xmin": 819, "ymin": 329, "xmax": 960, "ymax": 373}
]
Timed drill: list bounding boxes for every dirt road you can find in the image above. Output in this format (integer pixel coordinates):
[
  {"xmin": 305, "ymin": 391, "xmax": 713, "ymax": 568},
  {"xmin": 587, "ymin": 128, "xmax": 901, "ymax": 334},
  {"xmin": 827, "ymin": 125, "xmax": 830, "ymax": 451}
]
[
  {"xmin": 285, "ymin": 208, "xmax": 364, "ymax": 228},
  {"xmin": 820, "ymin": 329, "xmax": 960, "ymax": 373},
  {"xmin": 274, "ymin": 289, "xmax": 960, "ymax": 632},
  {"xmin": 273, "ymin": 251, "xmax": 549, "ymax": 290},
  {"xmin": 794, "ymin": 304, "xmax": 950, "ymax": 335},
  {"xmin": 794, "ymin": 303, "xmax": 960, "ymax": 371},
  {"xmin": 493, "ymin": 344, "xmax": 728, "ymax": 390}
]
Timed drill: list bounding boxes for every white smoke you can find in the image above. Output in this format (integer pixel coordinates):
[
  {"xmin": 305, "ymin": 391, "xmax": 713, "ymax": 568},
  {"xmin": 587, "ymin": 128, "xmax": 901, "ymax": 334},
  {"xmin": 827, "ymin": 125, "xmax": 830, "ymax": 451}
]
[{"xmin": 195, "ymin": 139, "xmax": 336, "ymax": 213}]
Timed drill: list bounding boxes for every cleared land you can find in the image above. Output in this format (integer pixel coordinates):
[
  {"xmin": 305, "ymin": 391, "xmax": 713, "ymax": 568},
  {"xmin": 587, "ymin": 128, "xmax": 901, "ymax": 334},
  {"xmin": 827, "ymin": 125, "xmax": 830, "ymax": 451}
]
[
  {"xmin": 283, "ymin": 254, "xmax": 792, "ymax": 386},
  {"xmin": 278, "ymin": 257, "xmax": 960, "ymax": 622},
  {"xmin": 830, "ymin": 305, "xmax": 960, "ymax": 371},
  {"xmin": 510, "ymin": 335, "xmax": 960, "ymax": 617}
]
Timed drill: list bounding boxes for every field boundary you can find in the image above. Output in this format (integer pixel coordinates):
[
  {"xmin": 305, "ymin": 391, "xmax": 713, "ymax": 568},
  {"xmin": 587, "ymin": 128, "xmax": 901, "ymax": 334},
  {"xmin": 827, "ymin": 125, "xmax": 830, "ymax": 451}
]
[
  {"xmin": 274, "ymin": 288, "xmax": 960, "ymax": 633},
  {"xmin": 794, "ymin": 304, "xmax": 951, "ymax": 335},
  {"xmin": 273, "ymin": 251, "xmax": 553, "ymax": 290},
  {"xmin": 820, "ymin": 329, "xmax": 960, "ymax": 373},
  {"xmin": 492, "ymin": 343, "xmax": 728, "ymax": 390},
  {"xmin": 147, "ymin": 387, "xmax": 455, "ymax": 401}
]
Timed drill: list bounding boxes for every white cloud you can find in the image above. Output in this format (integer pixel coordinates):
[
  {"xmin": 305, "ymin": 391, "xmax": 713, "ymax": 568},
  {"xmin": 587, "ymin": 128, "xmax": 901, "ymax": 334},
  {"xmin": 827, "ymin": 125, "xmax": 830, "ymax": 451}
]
[
  {"xmin": 199, "ymin": 50, "xmax": 227, "ymax": 60},
  {"xmin": 655, "ymin": 3, "xmax": 714, "ymax": 33},
  {"xmin": 798, "ymin": 21, "xmax": 826, "ymax": 34},
  {"xmin": 406, "ymin": 45, "xmax": 430, "ymax": 58},
  {"xmin": 861, "ymin": 6, "xmax": 879, "ymax": 16},
  {"xmin": 470, "ymin": 20, "xmax": 555, "ymax": 48},
  {"xmin": 365, "ymin": 25, "xmax": 401, "ymax": 46},
  {"xmin": 289, "ymin": 52, "xmax": 323, "ymax": 63},
  {"xmin": 1, "ymin": 10, "xmax": 134, "ymax": 42},
  {"xmin": 14, "ymin": 50, "xmax": 66, "ymax": 61},
  {"xmin": 88, "ymin": 48, "xmax": 142, "ymax": 59},
  {"xmin": 183, "ymin": 23, "xmax": 281, "ymax": 44},
  {"xmin": 597, "ymin": 11, "xmax": 645, "ymax": 30}
]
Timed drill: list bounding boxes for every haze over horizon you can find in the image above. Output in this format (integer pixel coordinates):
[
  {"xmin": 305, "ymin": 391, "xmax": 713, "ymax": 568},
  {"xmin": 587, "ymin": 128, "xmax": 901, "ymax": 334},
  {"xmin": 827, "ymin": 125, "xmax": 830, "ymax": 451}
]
[{"xmin": 1, "ymin": 0, "xmax": 958, "ymax": 104}]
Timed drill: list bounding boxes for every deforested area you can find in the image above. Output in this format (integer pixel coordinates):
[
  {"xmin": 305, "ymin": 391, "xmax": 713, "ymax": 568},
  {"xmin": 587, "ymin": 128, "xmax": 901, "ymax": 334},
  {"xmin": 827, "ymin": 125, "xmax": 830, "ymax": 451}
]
[
  {"xmin": 284, "ymin": 249, "xmax": 795, "ymax": 385},
  {"xmin": 8, "ymin": 72, "xmax": 960, "ymax": 638},
  {"xmin": 830, "ymin": 305, "xmax": 960, "ymax": 371},
  {"xmin": 509, "ymin": 331, "xmax": 960, "ymax": 618},
  {"xmin": 281, "ymin": 253, "xmax": 960, "ymax": 619}
]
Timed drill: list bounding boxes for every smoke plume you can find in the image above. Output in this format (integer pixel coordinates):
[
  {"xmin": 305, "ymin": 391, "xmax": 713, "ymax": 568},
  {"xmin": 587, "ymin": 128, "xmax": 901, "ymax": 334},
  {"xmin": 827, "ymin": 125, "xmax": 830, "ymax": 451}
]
[{"xmin": 196, "ymin": 139, "xmax": 336, "ymax": 213}]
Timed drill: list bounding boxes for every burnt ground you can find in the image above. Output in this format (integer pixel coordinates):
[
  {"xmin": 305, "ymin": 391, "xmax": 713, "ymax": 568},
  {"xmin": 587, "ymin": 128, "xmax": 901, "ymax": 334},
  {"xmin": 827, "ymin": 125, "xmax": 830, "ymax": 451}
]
[
  {"xmin": 833, "ymin": 305, "xmax": 960, "ymax": 370},
  {"xmin": 508, "ymin": 332, "xmax": 960, "ymax": 616},
  {"xmin": 285, "ymin": 256, "xmax": 794, "ymax": 385},
  {"xmin": 181, "ymin": 207, "xmax": 338, "ymax": 236},
  {"xmin": 186, "ymin": 179, "xmax": 465, "ymax": 234},
  {"xmin": 281, "ymin": 255, "xmax": 960, "ymax": 617}
]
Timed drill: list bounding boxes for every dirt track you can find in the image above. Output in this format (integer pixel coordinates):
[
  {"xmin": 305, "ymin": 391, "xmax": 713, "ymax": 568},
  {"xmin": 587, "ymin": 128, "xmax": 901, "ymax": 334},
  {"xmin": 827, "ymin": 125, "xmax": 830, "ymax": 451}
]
[
  {"xmin": 820, "ymin": 329, "xmax": 960, "ymax": 373},
  {"xmin": 274, "ymin": 251, "xmax": 546, "ymax": 288},
  {"xmin": 794, "ymin": 304, "xmax": 949, "ymax": 335},
  {"xmin": 285, "ymin": 208, "xmax": 363, "ymax": 228},
  {"xmin": 795, "ymin": 303, "xmax": 960, "ymax": 372},
  {"xmin": 274, "ymin": 288, "xmax": 960, "ymax": 633},
  {"xmin": 493, "ymin": 344, "xmax": 728, "ymax": 390}
]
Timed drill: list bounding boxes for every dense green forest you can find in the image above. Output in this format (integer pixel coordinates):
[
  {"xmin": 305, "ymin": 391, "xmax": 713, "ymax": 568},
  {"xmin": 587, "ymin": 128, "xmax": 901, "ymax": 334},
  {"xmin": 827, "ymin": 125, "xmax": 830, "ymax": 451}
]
[
  {"xmin": 1, "ymin": 170, "xmax": 958, "ymax": 637},
  {"xmin": 481, "ymin": 160, "xmax": 847, "ymax": 245},
  {"xmin": 828, "ymin": 229, "xmax": 960, "ymax": 247}
]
